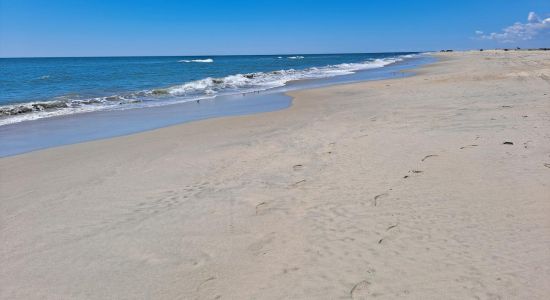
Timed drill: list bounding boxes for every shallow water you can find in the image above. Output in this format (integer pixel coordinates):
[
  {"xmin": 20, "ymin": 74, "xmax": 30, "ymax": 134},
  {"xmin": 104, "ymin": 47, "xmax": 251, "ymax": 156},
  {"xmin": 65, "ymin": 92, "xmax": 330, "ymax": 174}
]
[
  {"xmin": 0, "ymin": 54, "xmax": 434, "ymax": 157},
  {"xmin": 0, "ymin": 53, "xmax": 420, "ymax": 125}
]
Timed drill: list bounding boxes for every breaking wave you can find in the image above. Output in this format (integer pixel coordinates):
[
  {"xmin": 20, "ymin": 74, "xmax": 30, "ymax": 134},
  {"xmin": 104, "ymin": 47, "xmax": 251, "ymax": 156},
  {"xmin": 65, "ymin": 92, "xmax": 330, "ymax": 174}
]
[
  {"xmin": 178, "ymin": 58, "xmax": 214, "ymax": 63},
  {"xmin": 0, "ymin": 54, "xmax": 418, "ymax": 126}
]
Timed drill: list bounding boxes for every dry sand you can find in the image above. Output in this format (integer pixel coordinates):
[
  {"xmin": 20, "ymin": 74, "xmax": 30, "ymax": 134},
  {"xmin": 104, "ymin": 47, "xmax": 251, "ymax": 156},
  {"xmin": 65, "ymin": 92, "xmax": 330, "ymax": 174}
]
[{"xmin": 1, "ymin": 51, "xmax": 550, "ymax": 299}]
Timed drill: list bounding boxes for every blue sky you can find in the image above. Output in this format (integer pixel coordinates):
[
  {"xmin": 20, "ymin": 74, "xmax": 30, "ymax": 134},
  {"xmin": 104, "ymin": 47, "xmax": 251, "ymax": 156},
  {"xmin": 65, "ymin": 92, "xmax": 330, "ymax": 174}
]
[{"xmin": 1, "ymin": 0, "xmax": 549, "ymax": 57}]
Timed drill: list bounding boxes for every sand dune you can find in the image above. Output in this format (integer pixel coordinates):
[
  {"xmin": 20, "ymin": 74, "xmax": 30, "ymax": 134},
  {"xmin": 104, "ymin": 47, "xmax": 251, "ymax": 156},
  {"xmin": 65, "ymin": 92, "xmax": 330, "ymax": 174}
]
[{"xmin": 1, "ymin": 50, "xmax": 549, "ymax": 299}]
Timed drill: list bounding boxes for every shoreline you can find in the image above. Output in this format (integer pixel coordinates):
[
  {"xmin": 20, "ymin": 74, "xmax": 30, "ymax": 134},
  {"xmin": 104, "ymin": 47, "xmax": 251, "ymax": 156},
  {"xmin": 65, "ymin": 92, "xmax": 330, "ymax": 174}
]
[
  {"xmin": 0, "ymin": 54, "xmax": 433, "ymax": 157},
  {"xmin": 1, "ymin": 50, "xmax": 549, "ymax": 299},
  {"xmin": 0, "ymin": 52, "xmax": 420, "ymax": 127}
]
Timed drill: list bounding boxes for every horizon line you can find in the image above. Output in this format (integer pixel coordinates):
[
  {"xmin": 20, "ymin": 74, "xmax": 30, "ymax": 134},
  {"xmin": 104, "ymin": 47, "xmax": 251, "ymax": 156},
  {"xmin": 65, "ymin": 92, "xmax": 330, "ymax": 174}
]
[{"xmin": 0, "ymin": 50, "xmax": 431, "ymax": 59}]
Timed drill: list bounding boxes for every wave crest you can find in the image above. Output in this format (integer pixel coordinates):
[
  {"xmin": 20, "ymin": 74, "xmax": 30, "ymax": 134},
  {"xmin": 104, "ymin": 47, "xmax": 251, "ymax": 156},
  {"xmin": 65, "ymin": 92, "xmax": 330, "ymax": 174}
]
[
  {"xmin": 178, "ymin": 58, "xmax": 214, "ymax": 63},
  {"xmin": 166, "ymin": 57, "xmax": 404, "ymax": 97},
  {"xmin": 1, "ymin": 54, "xmax": 419, "ymax": 126}
]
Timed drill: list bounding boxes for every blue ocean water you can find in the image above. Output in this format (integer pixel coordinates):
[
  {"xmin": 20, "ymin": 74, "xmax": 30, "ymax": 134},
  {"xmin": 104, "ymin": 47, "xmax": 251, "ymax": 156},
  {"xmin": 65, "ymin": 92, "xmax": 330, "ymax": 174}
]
[
  {"xmin": 0, "ymin": 52, "xmax": 436, "ymax": 157},
  {"xmin": 0, "ymin": 53, "xmax": 419, "ymax": 125}
]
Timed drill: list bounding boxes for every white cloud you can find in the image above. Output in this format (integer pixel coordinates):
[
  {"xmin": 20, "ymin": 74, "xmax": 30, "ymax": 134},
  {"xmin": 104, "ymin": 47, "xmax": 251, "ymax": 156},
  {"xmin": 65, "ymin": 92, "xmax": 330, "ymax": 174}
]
[
  {"xmin": 476, "ymin": 12, "xmax": 550, "ymax": 43},
  {"xmin": 528, "ymin": 12, "xmax": 540, "ymax": 23}
]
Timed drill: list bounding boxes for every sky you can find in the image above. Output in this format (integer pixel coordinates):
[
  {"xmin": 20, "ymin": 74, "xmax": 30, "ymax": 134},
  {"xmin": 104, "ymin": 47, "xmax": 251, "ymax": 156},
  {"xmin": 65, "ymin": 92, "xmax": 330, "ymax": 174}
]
[{"xmin": 1, "ymin": 0, "xmax": 549, "ymax": 57}]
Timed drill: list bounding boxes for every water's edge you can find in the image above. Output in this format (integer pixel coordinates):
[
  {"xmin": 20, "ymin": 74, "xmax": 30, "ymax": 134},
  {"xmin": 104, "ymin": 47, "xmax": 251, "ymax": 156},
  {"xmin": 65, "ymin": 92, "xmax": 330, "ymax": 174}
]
[{"xmin": 0, "ymin": 55, "xmax": 436, "ymax": 157}]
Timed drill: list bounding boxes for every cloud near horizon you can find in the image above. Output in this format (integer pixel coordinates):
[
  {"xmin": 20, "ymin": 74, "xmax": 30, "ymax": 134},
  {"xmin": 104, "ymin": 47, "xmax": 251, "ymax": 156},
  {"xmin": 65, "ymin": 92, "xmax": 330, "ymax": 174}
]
[{"xmin": 476, "ymin": 12, "xmax": 550, "ymax": 43}]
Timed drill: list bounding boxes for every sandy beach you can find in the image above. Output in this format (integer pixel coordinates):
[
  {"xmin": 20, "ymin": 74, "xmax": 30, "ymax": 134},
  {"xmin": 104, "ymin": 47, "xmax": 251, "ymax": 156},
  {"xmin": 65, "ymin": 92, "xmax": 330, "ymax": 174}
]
[{"xmin": 1, "ymin": 51, "xmax": 549, "ymax": 299}]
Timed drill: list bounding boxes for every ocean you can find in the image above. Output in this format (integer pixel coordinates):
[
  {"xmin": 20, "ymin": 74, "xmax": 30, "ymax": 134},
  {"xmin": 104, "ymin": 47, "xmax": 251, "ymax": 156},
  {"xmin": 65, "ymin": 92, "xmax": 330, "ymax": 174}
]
[
  {"xmin": 0, "ymin": 52, "xmax": 433, "ymax": 156},
  {"xmin": 0, "ymin": 53, "xmax": 423, "ymax": 125}
]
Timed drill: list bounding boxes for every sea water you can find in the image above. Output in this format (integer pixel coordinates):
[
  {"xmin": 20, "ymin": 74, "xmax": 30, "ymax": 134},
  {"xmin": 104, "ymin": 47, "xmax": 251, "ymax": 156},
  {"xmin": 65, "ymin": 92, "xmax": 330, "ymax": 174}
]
[{"xmin": 0, "ymin": 53, "xmax": 433, "ymax": 156}]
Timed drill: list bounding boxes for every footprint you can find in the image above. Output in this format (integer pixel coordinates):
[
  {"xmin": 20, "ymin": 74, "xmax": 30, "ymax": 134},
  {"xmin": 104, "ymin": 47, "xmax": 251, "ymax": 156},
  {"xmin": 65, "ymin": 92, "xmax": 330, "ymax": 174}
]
[
  {"xmin": 351, "ymin": 280, "xmax": 371, "ymax": 300},
  {"xmin": 293, "ymin": 164, "xmax": 304, "ymax": 171},
  {"xmin": 325, "ymin": 142, "xmax": 336, "ymax": 154},
  {"xmin": 373, "ymin": 193, "xmax": 388, "ymax": 206},
  {"xmin": 421, "ymin": 154, "xmax": 438, "ymax": 162},
  {"xmin": 255, "ymin": 202, "xmax": 267, "ymax": 215},
  {"xmin": 247, "ymin": 234, "xmax": 274, "ymax": 256},
  {"xmin": 404, "ymin": 170, "xmax": 423, "ymax": 178},
  {"xmin": 196, "ymin": 276, "xmax": 216, "ymax": 292},
  {"xmin": 282, "ymin": 267, "xmax": 300, "ymax": 274},
  {"xmin": 386, "ymin": 224, "xmax": 399, "ymax": 231},
  {"xmin": 291, "ymin": 179, "xmax": 306, "ymax": 187}
]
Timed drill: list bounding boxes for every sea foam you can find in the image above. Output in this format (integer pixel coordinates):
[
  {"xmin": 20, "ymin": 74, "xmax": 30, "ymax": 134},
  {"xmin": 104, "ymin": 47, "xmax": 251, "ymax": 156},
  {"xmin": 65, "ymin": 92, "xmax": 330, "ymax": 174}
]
[
  {"xmin": 178, "ymin": 58, "xmax": 214, "ymax": 63},
  {"xmin": 0, "ymin": 54, "xmax": 418, "ymax": 126}
]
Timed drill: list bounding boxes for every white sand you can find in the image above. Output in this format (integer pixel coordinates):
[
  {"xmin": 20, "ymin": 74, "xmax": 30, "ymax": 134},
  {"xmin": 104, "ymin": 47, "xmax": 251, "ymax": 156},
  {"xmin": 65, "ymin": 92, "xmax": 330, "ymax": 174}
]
[{"xmin": 1, "ymin": 51, "xmax": 550, "ymax": 299}]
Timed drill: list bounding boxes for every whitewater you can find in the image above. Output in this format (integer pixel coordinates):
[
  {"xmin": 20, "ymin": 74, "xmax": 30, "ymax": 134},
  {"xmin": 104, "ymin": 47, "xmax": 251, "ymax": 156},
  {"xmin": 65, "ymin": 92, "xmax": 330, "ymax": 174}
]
[{"xmin": 0, "ymin": 53, "xmax": 422, "ymax": 126}]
